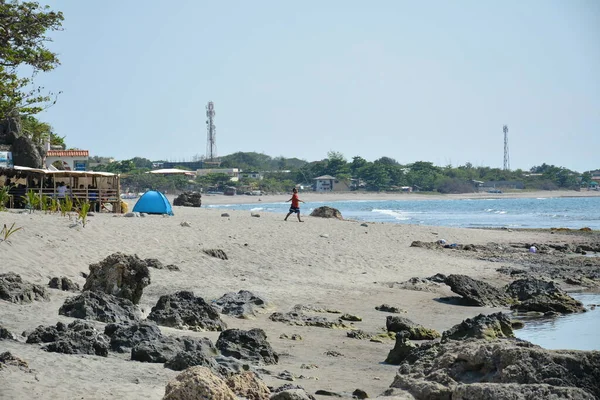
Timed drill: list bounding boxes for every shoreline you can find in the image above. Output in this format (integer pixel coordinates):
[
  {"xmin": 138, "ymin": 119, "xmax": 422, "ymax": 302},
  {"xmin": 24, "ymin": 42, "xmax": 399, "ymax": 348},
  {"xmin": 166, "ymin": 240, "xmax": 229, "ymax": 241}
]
[{"xmin": 199, "ymin": 189, "xmax": 600, "ymax": 206}]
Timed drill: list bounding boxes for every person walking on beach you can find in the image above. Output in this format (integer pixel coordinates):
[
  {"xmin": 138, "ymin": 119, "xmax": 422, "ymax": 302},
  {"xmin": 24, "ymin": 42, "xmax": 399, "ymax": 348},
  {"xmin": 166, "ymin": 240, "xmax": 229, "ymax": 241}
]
[{"xmin": 284, "ymin": 187, "xmax": 304, "ymax": 222}]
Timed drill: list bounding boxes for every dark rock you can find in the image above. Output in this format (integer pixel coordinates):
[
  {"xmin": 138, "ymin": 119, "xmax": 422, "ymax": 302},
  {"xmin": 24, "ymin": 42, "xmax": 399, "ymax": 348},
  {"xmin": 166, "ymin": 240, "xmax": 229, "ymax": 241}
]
[
  {"xmin": 48, "ymin": 276, "xmax": 80, "ymax": 292},
  {"xmin": 270, "ymin": 387, "xmax": 316, "ymax": 400},
  {"xmin": 314, "ymin": 389, "xmax": 344, "ymax": 397},
  {"xmin": 390, "ymin": 338, "xmax": 600, "ymax": 399},
  {"xmin": 444, "ymin": 274, "xmax": 511, "ymax": 307},
  {"xmin": 269, "ymin": 311, "xmax": 349, "ymax": 329},
  {"xmin": 216, "ymin": 328, "xmax": 278, "ymax": 365},
  {"xmin": 164, "ymin": 350, "xmax": 221, "ymax": 372},
  {"xmin": 309, "ymin": 206, "xmax": 343, "ymax": 220},
  {"xmin": 83, "ymin": 253, "xmax": 151, "ymax": 304},
  {"xmin": 165, "ymin": 264, "xmax": 180, "ymax": 271},
  {"xmin": 386, "ymin": 316, "xmax": 440, "ymax": 340},
  {"xmin": 173, "ymin": 191, "xmax": 202, "ymax": 207},
  {"xmin": 203, "ymin": 248, "xmax": 228, "ymax": 260},
  {"xmin": 214, "ymin": 355, "xmax": 253, "ymax": 377},
  {"xmin": 131, "ymin": 335, "xmax": 217, "ymax": 363},
  {"xmin": 352, "ymin": 389, "xmax": 368, "ymax": 399},
  {"xmin": 340, "ymin": 313, "xmax": 362, "ymax": 322},
  {"xmin": 346, "ymin": 330, "xmax": 371, "ymax": 340},
  {"xmin": 213, "ymin": 290, "xmax": 270, "ymax": 318},
  {"xmin": 104, "ymin": 321, "xmax": 162, "ymax": 353},
  {"xmin": 221, "ymin": 213, "xmax": 230, "ymax": 217},
  {"xmin": 0, "ymin": 325, "xmax": 15, "ymax": 340},
  {"xmin": 26, "ymin": 320, "xmax": 109, "ymax": 357},
  {"xmin": 441, "ymin": 312, "xmax": 514, "ymax": 341},
  {"xmin": 12, "ymin": 135, "xmax": 43, "ymax": 168},
  {"xmin": 0, "ymin": 272, "xmax": 49, "ymax": 304},
  {"xmin": 59, "ymin": 290, "xmax": 140, "ymax": 324},
  {"xmin": 147, "ymin": 291, "xmax": 226, "ymax": 331},
  {"xmin": 506, "ymin": 278, "xmax": 585, "ymax": 314},
  {"xmin": 375, "ymin": 304, "xmax": 404, "ymax": 313},
  {"xmin": 144, "ymin": 258, "xmax": 164, "ymax": 269},
  {"xmin": 385, "ymin": 331, "xmax": 418, "ymax": 365}
]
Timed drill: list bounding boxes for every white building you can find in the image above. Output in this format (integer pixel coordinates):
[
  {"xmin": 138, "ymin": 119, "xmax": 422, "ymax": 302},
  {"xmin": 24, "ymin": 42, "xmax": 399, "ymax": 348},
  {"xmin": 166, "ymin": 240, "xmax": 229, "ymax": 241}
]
[
  {"xmin": 45, "ymin": 150, "xmax": 89, "ymax": 171},
  {"xmin": 196, "ymin": 168, "xmax": 240, "ymax": 182}
]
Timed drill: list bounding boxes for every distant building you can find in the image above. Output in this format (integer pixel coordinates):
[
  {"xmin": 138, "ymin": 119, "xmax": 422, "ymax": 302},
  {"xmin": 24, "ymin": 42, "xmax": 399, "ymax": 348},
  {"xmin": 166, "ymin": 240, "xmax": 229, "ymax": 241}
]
[
  {"xmin": 313, "ymin": 175, "xmax": 351, "ymax": 192},
  {"xmin": 240, "ymin": 171, "xmax": 263, "ymax": 180},
  {"xmin": 45, "ymin": 150, "xmax": 89, "ymax": 171},
  {"xmin": 196, "ymin": 168, "xmax": 240, "ymax": 182}
]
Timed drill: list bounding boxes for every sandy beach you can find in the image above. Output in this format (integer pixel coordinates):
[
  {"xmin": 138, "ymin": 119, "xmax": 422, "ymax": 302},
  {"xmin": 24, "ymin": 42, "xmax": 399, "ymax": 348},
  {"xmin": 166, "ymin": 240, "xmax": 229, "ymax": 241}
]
[{"xmin": 0, "ymin": 197, "xmax": 597, "ymax": 399}]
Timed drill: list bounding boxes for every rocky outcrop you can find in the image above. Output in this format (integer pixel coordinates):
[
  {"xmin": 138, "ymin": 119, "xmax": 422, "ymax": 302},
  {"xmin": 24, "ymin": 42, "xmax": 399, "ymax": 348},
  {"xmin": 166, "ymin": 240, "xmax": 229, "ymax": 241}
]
[
  {"xmin": 164, "ymin": 350, "xmax": 221, "ymax": 372},
  {"xmin": 506, "ymin": 278, "xmax": 585, "ymax": 314},
  {"xmin": 390, "ymin": 339, "xmax": 600, "ymax": 399},
  {"xmin": 309, "ymin": 206, "xmax": 343, "ymax": 220},
  {"xmin": 216, "ymin": 328, "xmax": 278, "ymax": 365},
  {"xmin": 12, "ymin": 136, "xmax": 44, "ymax": 168},
  {"xmin": 0, "ymin": 272, "xmax": 49, "ymax": 304},
  {"xmin": 444, "ymin": 274, "xmax": 511, "ymax": 307},
  {"xmin": 147, "ymin": 291, "xmax": 226, "ymax": 331},
  {"xmin": 386, "ymin": 316, "xmax": 440, "ymax": 340},
  {"xmin": 441, "ymin": 312, "xmax": 514, "ymax": 341},
  {"xmin": 83, "ymin": 253, "xmax": 151, "ymax": 304},
  {"xmin": 59, "ymin": 290, "xmax": 140, "ymax": 324},
  {"xmin": 132, "ymin": 335, "xmax": 217, "ymax": 364},
  {"xmin": 104, "ymin": 321, "xmax": 162, "ymax": 353},
  {"xmin": 213, "ymin": 290, "xmax": 270, "ymax": 319},
  {"xmin": 225, "ymin": 371, "xmax": 270, "ymax": 400},
  {"xmin": 173, "ymin": 192, "xmax": 202, "ymax": 208},
  {"xmin": 48, "ymin": 276, "xmax": 80, "ymax": 292},
  {"xmin": 269, "ymin": 311, "xmax": 349, "ymax": 329},
  {"xmin": 385, "ymin": 331, "xmax": 419, "ymax": 365},
  {"xmin": 163, "ymin": 366, "xmax": 237, "ymax": 400},
  {"xmin": 451, "ymin": 383, "xmax": 594, "ymax": 400},
  {"xmin": 26, "ymin": 320, "xmax": 109, "ymax": 357}
]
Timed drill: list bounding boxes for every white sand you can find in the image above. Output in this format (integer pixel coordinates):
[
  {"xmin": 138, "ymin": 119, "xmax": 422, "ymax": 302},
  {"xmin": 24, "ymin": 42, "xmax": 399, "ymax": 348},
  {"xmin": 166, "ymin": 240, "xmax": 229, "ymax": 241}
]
[{"xmin": 0, "ymin": 196, "xmax": 586, "ymax": 399}]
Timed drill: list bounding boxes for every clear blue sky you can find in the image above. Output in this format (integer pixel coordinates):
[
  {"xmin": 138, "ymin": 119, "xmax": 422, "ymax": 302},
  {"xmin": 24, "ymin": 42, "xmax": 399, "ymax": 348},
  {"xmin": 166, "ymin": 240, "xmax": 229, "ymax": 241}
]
[{"xmin": 38, "ymin": 0, "xmax": 599, "ymax": 172}]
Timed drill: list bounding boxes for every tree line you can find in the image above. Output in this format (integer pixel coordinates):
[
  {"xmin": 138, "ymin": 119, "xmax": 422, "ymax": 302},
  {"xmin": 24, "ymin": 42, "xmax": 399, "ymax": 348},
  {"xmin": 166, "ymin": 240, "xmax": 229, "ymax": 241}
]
[{"xmin": 88, "ymin": 151, "xmax": 594, "ymax": 195}]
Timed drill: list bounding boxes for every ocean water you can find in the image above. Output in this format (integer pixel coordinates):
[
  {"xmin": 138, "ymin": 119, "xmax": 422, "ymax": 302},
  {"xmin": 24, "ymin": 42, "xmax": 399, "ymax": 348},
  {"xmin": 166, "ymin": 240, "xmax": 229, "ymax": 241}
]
[
  {"xmin": 206, "ymin": 196, "xmax": 600, "ymax": 229},
  {"xmin": 514, "ymin": 293, "xmax": 600, "ymax": 351}
]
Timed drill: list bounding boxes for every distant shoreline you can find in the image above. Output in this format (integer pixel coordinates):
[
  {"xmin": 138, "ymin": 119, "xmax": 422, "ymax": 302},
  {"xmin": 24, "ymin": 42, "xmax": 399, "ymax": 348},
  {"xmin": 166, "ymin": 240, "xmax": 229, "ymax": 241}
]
[{"xmin": 198, "ymin": 189, "xmax": 600, "ymax": 206}]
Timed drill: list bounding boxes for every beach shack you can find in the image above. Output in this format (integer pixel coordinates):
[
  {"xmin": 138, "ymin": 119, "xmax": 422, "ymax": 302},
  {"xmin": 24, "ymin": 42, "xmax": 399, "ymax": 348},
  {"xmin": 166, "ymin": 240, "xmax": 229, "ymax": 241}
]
[{"xmin": 0, "ymin": 166, "xmax": 121, "ymax": 212}]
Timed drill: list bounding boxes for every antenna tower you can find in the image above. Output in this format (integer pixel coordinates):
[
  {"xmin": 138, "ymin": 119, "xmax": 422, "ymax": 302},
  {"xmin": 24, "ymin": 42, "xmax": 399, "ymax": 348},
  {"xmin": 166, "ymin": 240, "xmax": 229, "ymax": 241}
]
[
  {"xmin": 503, "ymin": 125, "xmax": 510, "ymax": 171},
  {"xmin": 206, "ymin": 101, "xmax": 217, "ymax": 162}
]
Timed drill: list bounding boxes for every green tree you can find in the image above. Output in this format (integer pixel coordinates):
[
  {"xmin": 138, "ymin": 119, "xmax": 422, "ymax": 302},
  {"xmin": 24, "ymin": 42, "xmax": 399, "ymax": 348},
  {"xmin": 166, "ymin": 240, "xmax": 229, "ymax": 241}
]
[{"xmin": 0, "ymin": 1, "xmax": 64, "ymax": 119}]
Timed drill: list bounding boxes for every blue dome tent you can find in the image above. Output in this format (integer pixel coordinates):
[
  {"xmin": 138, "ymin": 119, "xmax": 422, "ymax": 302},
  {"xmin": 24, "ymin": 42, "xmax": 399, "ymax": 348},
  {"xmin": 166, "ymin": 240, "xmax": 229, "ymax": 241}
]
[{"xmin": 132, "ymin": 191, "xmax": 173, "ymax": 215}]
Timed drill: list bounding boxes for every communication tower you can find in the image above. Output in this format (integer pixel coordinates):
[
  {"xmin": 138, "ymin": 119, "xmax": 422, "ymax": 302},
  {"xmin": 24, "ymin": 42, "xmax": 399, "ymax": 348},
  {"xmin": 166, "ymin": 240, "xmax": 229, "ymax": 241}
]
[
  {"xmin": 206, "ymin": 101, "xmax": 218, "ymax": 163},
  {"xmin": 503, "ymin": 125, "xmax": 510, "ymax": 171}
]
